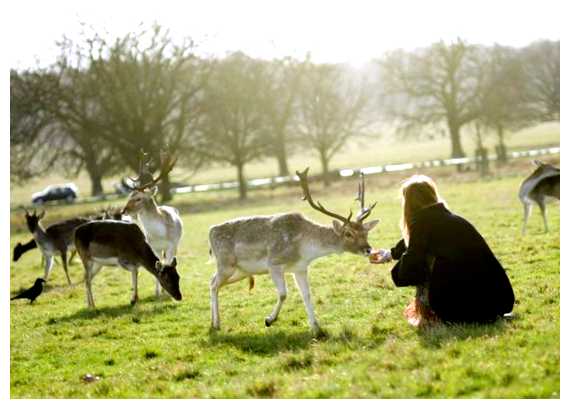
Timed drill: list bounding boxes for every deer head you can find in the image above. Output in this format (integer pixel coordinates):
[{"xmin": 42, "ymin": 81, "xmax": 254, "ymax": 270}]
[
  {"xmin": 155, "ymin": 257, "xmax": 182, "ymax": 300},
  {"xmin": 296, "ymin": 167, "xmax": 379, "ymax": 256},
  {"xmin": 24, "ymin": 209, "xmax": 45, "ymax": 232},
  {"xmin": 121, "ymin": 150, "xmax": 177, "ymax": 215}
]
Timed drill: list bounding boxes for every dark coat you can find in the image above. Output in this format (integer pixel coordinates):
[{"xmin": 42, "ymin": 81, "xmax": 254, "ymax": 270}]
[{"xmin": 390, "ymin": 203, "xmax": 515, "ymax": 323}]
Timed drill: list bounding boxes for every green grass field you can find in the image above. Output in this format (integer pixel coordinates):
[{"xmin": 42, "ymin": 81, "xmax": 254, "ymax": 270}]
[{"xmin": 10, "ymin": 161, "xmax": 560, "ymax": 398}]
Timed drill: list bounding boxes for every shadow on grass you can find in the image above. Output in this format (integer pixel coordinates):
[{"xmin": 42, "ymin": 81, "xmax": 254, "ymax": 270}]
[
  {"xmin": 417, "ymin": 318, "xmax": 512, "ymax": 349},
  {"xmin": 205, "ymin": 329, "xmax": 317, "ymax": 356},
  {"xmin": 51, "ymin": 296, "xmax": 179, "ymax": 323}
]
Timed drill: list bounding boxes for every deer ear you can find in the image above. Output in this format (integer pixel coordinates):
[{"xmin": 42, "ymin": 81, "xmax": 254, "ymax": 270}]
[
  {"xmin": 332, "ymin": 220, "xmax": 344, "ymax": 235},
  {"xmin": 533, "ymin": 160, "xmax": 544, "ymax": 167},
  {"xmin": 362, "ymin": 219, "xmax": 379, "ymax": 231},
  {"xmin": 150, "ymin": 186, "xmax": 159, "ymax": 197},
  {"xmin": 171, "ymin": 257, "xmax": 177, "ymax": 268},
  {"xmin": 155, "ymin": 260, "xmax": 163, "ymax": 272},
  {"xmin": 38, "ymin": 210, "xmax": 45, "ymax": 220}
]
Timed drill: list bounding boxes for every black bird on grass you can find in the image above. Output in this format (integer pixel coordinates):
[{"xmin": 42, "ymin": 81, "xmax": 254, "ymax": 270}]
[{"xmin": 11, "ymin": 278, "xmax": 46, "ymax": 304}]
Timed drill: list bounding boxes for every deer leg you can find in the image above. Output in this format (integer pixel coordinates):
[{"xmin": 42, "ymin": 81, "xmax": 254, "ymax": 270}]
[
  {"xmin": 293, "ymin": 270, "xmax": 322, "ymax": 334},
  {"xmin": 130, "ymin": 267, "xmax": 139, "ymax": 305},
  {"xmin": 43, "ymin": 255, "xmax": 54, "ymax": 282},
  {"xmin": 210, "ymin": 270, "xmax": 233, "ymax": 330},
  {"xmin": 68, "ymin": 250, "xmax": 77, "ymax": 264},
  {"xmin": 522, "ymin": 202, "xmax": 532, "ymax": 235},
  {"xmin": 265, "ymin": 266, "xmax": 287, "ymax": 327},
  {"xmin": 84, "ymin": 262, "xmax": 102, "ymax": 309},
  {"xmin": 537, "ymin": 197, "xmax": 549, "ymax": 233},
  {"xmin": 61, "ymin": 250, "xmax": 72, "ymax": 286}
]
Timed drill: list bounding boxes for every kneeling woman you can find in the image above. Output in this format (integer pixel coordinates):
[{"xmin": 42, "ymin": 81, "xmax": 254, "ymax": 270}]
[{"xmin": 371, "ymin": 175, "xmax": 515, "ymax": 326}]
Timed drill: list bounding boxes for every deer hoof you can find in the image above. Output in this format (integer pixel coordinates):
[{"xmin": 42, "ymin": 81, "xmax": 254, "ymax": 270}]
[
  {"xmin": 130, "ymin": 298, "xmax": 138, "ymax": 306},
  {"xmin": 312, "ymin": 327, "xmax": 328, "ymax": 340},
  {"xmin": 265, "ymin": 317, "xmax": 274, "ymax": 327}
]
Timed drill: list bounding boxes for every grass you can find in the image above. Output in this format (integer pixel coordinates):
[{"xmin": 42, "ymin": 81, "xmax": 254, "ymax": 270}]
[
  {"xmin": 9, "ymin": 159, "xmax": 560, "ymax": 398},
  {"xmin": 9, "ymin": 121, "xmax": 560, "ymax": 207}
]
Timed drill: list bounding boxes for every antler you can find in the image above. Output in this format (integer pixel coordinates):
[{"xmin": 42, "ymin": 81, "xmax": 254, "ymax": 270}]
[
  {"xmin": 128, "ymin": 150, "xmax": 153, "ymax": 187},
  {"xmin": 355, "ymin": 172, "xmax": 377, "ymax": 223},
  {"xmin": 134, "ymin": 151, "xmax": 178, "ymax": 192},
  {"xmin": 296, "ymin": 167, "xmax": 353, "ymax": 224}
]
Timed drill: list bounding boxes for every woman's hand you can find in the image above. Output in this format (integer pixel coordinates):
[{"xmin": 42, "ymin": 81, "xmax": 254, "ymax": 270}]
[{"xmin": 369, "ymin": 249, "xmax": 393, "ymax": 264}]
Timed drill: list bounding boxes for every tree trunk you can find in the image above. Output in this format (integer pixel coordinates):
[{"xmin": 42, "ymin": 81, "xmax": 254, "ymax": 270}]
[
  {"xmin": 448, "ymin": 122, "xmax": 466, "ymax": 158},
  {"xmin": 159, "ymin": 173, "xmax": 173, "ymax": 203},
  {"xmin": 496, "ymin": 124, "xmax": 508, "ymax": 165},
  {"xmin": 236, "ymin": 162, "xmax": 247, "ymax": 200},
  {"xmin": 319, "ymin": 150, "xmax": 331, "ymax": 187},
  {"xmin": 275, "ymin": 137, "xmax": 290, "ymax": 177},
  {"xmin": 84, "ymin": 158, "xmax": 104, "ymax": 197},
  {"xmin": 89, "ymin": 172, "xmax": 104, "ymax": 197}
]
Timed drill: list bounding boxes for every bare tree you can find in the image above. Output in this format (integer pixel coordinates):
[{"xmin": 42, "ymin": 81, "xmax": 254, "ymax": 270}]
[
  {"xmin": 196, "ymin": 52, "xmax": 271, "ymax": 199},
  {"xmin": 10, "ymin": 70, "xmax": 61, "ymax": 183},
  {"xmin": 69, "ymin": 25, "xmax": 210, "ymax": 202},
  {"xmin": 296, "ymin": 62, "xmax": 370, "ymax": 186},
  {"xmin": 380, "ymin": 40, "xmax": 482, "ymax": 159},
  {"xmin": 521, "ymin": 40, "xmax": 560, "ymax": 121},
  {"xmin": 262, "ymin": 56, "xmax": 308, "ymax": 176},
  {"xmin": 476, "ymin": 45, "xmax": 531, "ymax": 163}
]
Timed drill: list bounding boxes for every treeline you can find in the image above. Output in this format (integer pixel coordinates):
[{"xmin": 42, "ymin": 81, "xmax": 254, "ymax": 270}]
[{"xmin": 10, "ymin": 25, "xmax": 559, "ymax": 201}]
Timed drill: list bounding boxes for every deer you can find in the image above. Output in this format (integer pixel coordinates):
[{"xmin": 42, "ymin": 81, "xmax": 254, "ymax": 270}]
[
  {"xmin": 74, "ymin": 220, "xmax": 182, "ymax": 308},
  {"xmin": 519, "ymin": 160, "xmax": 560, "ymax": 234},
  {"xmin": 23, "ymin": 209, "xmax": 92, "ymax": 285},
  {"xmin": 208, "ymin": 168, "xmax": 379, "ymax": 336},
  {"xmin": 14, "ymin": 207, "xmax": 129, "ymax": 263},
  {"xmin": 120, "ymin": 151, "xmax": 183, "ymax": 299}
]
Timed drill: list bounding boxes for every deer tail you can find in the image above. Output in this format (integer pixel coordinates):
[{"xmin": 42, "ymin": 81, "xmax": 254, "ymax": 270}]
[{"xmin": 248, "ymin": 276, "xmax": 255, "ymax": 291}]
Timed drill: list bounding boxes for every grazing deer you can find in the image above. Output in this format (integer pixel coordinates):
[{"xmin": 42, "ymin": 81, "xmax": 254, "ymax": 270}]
[
  {"xmin": 74, "ymin": 220, "xmax": 182, "ymax": 308},
  {"xmin": 519, "ymin": 160, "xmax": 560, "ymax": 234},
  {"xmin": 121, "ymin": 152, "xmax": 183, "ymax": 298},
  {"xmin": 23, "ymin": 209, "xmax": 91, "ymax": 285},
  {"xmin": 209, "ymin": 168, "xmax": 379, "ymax": 335}
]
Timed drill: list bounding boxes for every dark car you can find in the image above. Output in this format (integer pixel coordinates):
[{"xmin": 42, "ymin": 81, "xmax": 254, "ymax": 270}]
[{"xmin": 31, "ymin": 183, "xmax": 79, "ymax": 205}]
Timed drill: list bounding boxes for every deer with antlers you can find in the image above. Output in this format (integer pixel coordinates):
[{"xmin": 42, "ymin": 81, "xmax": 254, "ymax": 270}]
[
  {"xmin": 208, "ymin": 168, "xmax": 379, "ymax": 335},
  {"xmin": 121, "ymin": 151, "xmax": 183, "ymax": 298}
]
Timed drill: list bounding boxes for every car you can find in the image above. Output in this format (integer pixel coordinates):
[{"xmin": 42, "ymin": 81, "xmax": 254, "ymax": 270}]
[{"xmin": 31, "ymin": 183, "xmax": 79, "ymax": 205}]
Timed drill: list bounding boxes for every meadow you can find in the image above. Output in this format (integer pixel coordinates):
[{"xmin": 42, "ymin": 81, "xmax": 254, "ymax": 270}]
[{"xmin": 9, "ymin": 159, "xmax": 560, "ymax": 398}]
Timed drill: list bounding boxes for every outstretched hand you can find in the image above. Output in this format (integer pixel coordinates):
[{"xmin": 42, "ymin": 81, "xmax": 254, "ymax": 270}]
[{"xmin": 369, "ymin": 249, "xmax": 392, "ymax": 264}]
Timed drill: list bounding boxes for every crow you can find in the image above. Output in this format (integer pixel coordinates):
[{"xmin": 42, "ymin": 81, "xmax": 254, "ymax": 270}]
[{"xmin": 11, "ymin": 278, "xmax": 46, "ymax": 304}]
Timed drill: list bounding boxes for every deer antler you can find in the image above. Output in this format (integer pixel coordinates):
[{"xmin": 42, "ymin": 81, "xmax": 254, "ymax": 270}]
[
  {"xmin": 355, "ymin": 172, "xmax": 377, "ymax": 223},
  {"xmin": 128, "ymin": 149, "xmax": 153, "ymax": 187},
  {"xmin": 296, "ymin": 167, "xmax": 353, "ymax": 225},
  {"xmin": 134, "ymin": 151, "xmax": 178, "ymax": 192}
]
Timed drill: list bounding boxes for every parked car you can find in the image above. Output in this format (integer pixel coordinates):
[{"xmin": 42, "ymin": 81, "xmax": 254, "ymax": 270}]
[{"xmin": 31, "ymin": 183, "xmax": 79, "ymax": 205}]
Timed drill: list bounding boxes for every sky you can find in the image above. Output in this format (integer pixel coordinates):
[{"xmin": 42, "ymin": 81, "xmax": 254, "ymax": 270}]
[{"xmin": 5, "ymin": 0, "xmax": 563, "ymax": 69}]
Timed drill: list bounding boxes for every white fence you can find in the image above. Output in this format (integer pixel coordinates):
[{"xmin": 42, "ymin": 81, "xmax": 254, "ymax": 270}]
[{"xmin": 14, "ymin": 145, "xmax": 560, "ymax": 210}]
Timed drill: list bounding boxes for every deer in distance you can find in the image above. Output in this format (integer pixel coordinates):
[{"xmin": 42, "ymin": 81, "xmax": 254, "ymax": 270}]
[
  {"xmin": 208, "ymin": 168, "xmax": 379, "ymax": 336},
  {"xmin": 14, "ymin": 207, "xmax": 127, "ymax": 263},
  {"xmin": 120, "ymin": 151, "xmax": 183, "ymax": 298},
  {"xmin": 74, "ymin": 220, "xmax": 182, "ymax": 308},
  {"xmin": 519, "ymin": 160, "xmax": 560, "ymax": 234},
  {"xmin": 23, "ymin": 209, "xmax": 92, "ymax": 285}
]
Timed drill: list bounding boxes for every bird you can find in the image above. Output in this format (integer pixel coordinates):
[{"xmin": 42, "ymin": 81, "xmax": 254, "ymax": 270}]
[{"xmin": 11, "ymin": 278, "xmax": 46, "ymax": 304}]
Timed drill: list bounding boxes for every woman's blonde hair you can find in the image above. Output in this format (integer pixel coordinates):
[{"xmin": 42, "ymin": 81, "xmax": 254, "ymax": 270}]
[{"xmin": 399, "ymin": 174, "xmax": 443, "ymax": 244}]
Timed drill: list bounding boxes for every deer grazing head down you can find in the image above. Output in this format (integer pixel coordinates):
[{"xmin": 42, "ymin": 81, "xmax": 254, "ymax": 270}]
[
  {"xmin": 296, "ymin": 167, "xmax": 379, "ymax": 256},
  {"xmin": 121, "ymin": 150, "xmax": 177, "ymax": 215},
  {"xmin": 155, "ymin": 257, "xmax": 182, "ymax": 300}
]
